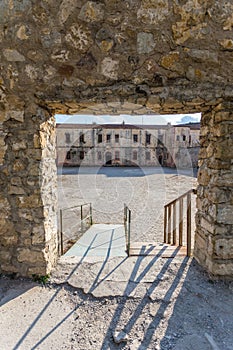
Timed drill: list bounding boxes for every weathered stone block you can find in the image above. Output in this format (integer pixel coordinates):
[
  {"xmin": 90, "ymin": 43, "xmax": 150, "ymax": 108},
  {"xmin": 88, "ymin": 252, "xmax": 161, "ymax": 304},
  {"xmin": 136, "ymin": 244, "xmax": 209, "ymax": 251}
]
[
  {"xmin": 65, "ymin": 24, "xmax": 93, "ymax": 52},
  {"xmin": 137, "ymin": 0, "xmax": 169, "ymax": 24},
  {"xmin": 8, "ymin": 185, "xmax": 26, "ymax": 195},
  {"xmin": 209, "ymin": 261, "xmax": 233, "ymax": 278},
  {"xmin": 32, "ymin": 225, "xmax": 46, "ymax": 245},
  {"xmin": 217, "ymin": 205, "xmax": 233, "ymax": 225},
  {"xmin": 18, "ymin": 209, "xmax": 33, "ymax": 221},
  {"xmin": 17, "ymin": 249, "xmax": 45, "ymax": 263},
  {"xmin": 0, "ymin": 235, "xmax": 18, "ymax": 246},
  {"xmin": 18, "ymin": 194, "xmax": 43, "ymax": 209},
  {"xmin": 6, "ymin": 110, "xmax": 24, "ymax": 122},
  {"xmin": 215, "ymin": 238, "xmax": 233, "ymax": 259},
  {"xmin": 12, "ymin": 141, "xmax": 27, "ymax": 151},
  {"xmin": 198, "ymin": 168, "xmax": 211, "ymax": 186},
  {"xmin": 160, "ymin": 52, "xmax": 180, "ymax": 70},
  {"xmin": 79, "ymin": 1, "xmax": 104, "ymax": 23},
  {"xmin": 101, "ymin": 57, "xmax": 119, "ymax": 80},
  {"xmin": 28, "ymin": 266, "xmax": 47, "ymax": 275},
  {"xmin": 3, "ymin": 49, "xmax": 25, "ymax": 62},
  {"xmin": 200, "ymin": 217, "xmax": 215, "ymax": 235},
  {"xmin": 0, "ymin": 251, "xmax": 11, "ymax": 262},
  {"xmin": 137, "ymin": 32, "xmax": 155, "ymax": 54}
]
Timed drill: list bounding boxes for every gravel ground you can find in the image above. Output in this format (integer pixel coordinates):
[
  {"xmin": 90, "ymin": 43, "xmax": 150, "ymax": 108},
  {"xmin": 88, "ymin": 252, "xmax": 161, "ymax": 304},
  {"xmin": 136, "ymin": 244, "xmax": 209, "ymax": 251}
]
[{"xmin": 1, "ymin": 259, "xmax": 233, "ymax": 350}]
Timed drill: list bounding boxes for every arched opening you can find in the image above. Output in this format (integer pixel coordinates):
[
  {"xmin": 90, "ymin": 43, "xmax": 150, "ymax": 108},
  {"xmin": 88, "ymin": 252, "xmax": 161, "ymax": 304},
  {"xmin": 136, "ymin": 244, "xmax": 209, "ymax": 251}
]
[{"xmin": 105, "ymin": 151, "xmax": 112, "ymax": 165}]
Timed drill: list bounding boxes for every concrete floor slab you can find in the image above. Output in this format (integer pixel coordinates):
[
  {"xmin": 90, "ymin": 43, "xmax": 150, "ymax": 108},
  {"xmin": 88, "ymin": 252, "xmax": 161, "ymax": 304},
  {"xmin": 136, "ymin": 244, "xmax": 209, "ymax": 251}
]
[
  {"xmin": 52, "ymin": 252, "xmax": 190, "ymax": 298},
  {"xmin": 64, "ymin": 224, "xmax": 127, "ymax": 258}
]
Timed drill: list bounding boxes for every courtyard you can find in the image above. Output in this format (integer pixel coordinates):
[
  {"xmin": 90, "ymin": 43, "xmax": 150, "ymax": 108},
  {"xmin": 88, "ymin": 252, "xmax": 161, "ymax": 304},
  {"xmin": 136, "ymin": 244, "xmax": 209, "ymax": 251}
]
[{"xmin": 58, "ymin": 166, "xmax": 197, "ymax": 250}]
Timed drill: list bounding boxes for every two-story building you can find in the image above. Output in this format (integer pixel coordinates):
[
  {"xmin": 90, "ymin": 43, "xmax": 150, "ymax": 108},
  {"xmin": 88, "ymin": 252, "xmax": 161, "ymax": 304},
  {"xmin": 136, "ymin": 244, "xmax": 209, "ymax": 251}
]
[{"xmin": 56, "ymin": 122, "xmax": 200, "ymax": 168}]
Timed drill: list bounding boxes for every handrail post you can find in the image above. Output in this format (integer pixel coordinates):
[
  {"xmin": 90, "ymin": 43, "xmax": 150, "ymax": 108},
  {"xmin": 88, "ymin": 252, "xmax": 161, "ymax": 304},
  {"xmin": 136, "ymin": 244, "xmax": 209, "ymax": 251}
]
[
  {"xmin": 173, "ymin": 202, "xmax": 176, "ymax": 245},
  {"xmin": 179, "ymin": 198, "xmax": 183, "ymax": 246},
  {"xmin": 90, "ymin": 203, "xmax": 93, "ymax": 225},
  {"xmin": 81, "ymin": 204, "xmax": 83, "ymax": 232},
  {"xmin": 60, "ymin": 209, "xmax": 63, "ymax": 255},
  {"xmin": 164, "ymin": 206, "xmax": 167, "ymax": 243},
  {"xmin": 128, "ymin": 209, "xmax": 131, "ymax": 256},
  {"xmin": 168, "ymin": 205, "xmax": 172, "ymax": 244},
  {"xmin": 187, "ymin": 192, "xmax": 191, "ymax": 257}
]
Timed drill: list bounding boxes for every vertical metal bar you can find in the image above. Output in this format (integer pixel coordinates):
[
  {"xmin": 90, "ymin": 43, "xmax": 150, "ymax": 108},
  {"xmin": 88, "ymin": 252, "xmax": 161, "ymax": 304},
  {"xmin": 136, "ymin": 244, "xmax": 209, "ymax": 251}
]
[
  {"xmin": 60, "ymin": 209, "xmax": 63, "ymax": 255},
  {"xmin": 124, "ymin": 204, "xmax": 127, "ymax": 251},
  {"xmin": 128, "ymin": 209, "xmax": 131, "ymax": 256},
  {"xmin": 164, "ymin": 206, "xmax": 167, "ymax": 243},
  {"xmin": 179, "ymin": 198, "xmax": 183, "ymax": 246},
  {"xmin": 90, "ymin": 203, "xmax": 93, "ymax": 225},
  {"xmin": 173, "ymin": 202, "xmax": 176, "ymax": 245},
  {"xmin": 168, "ymin": 205, "xmax": 172, "ymax": 244},
  {"xmin": 81, "ymin": 204, "xmax": 83, "ymax": 232},
  {"xmin": 187, "ymin": 192, "xmax": 192, "ymax": 257}
]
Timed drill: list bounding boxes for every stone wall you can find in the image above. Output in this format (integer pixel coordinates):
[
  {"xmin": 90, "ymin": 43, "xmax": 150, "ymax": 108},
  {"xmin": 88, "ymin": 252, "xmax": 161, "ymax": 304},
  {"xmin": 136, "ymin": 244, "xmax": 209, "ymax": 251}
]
[
  {"xmin": 0, "ymin": 102, "xmax": 58, "ymax": 276},
  {"xmin": 195, "ymin": 103, "xmax": 233, "ymax": 278},
  {"xmin": 0, "ymin": 0, "xmax": 233, "ymax": 277}
]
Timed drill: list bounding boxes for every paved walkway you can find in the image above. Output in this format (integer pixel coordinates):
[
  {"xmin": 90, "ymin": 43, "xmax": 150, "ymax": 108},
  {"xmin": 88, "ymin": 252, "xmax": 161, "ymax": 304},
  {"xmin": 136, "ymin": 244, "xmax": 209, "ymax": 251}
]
[{"xmin": 64, "ymin": 224, "xmax": 127, "ymax": 258}]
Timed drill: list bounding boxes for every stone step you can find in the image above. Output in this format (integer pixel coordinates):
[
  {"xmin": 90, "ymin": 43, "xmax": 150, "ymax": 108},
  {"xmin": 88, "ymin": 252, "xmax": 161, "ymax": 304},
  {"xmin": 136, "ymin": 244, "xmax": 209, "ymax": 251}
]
[{"xmin": 129, "ymin": 242, "xmax": 190, "ymax": 258}]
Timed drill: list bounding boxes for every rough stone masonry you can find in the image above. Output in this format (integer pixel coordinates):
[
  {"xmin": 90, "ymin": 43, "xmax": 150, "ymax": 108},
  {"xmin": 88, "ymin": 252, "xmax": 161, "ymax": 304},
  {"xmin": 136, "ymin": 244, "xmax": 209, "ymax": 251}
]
[{"xmin": 0, "ymin": 0, "xmax": 232, "ymax": 277}]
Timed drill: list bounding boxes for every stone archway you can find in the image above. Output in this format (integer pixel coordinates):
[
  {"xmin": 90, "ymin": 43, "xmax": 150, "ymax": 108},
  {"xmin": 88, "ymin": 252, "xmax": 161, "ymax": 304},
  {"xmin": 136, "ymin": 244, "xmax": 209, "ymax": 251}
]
[{"xmin": 0, "ymin": 1, "xmax": 233, "ymax": 278}]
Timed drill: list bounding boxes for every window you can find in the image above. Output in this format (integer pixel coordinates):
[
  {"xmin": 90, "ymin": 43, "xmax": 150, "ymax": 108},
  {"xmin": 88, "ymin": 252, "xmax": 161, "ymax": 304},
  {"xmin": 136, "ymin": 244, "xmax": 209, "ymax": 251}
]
[
  {"xmin": 146, "ymin": 151, "xmax": 151, "ymax": 160},
  {"xmin": 146, "ymin": 133, "xmax": 151, "ymax": 144},
  {"xmin": 79, "ymin": 151, "xmax": 84, "ymax": 160},
  {"xmin": 176, "ymin": 135, "xmax": 180, "ymax": 141},
  {"xmin": 98, "ymin": 151, "xmax": 102, "ymax": 160},
  {"xmin": 66, "ymin": 151, "xmax": 71, "ymax": 160},
  {"xmin": 115, "ymin": 134, "xmax": 119, "ymax": 143},
  {"xmin": 189, "ymin": 135, "xmax": 192, "ymax": 145},
  {"xmin": 65, "ymin": 133, "xmax": 71, "ymax": 143},
  {"xmin": 133, "ymin": 134, "xmax": 138, "ymax": 143},
  {"xmin": 107, "ymin": 134, "xmax": 111, "ymax": 142},
  {"xmin": 98, "ymin": 134, "xmax": 102, "ymax": 143},
  {"xmin": 183, "ymin": 135, "xmax": 186, "ymax": 141},
  {"xmin": 133, "ymin": 151, "xmax": 137, "ymax": 160},
  {"xmin": 79, "ymin": 133, "xmax": 85, "ymax": 143},
  {"xmin": 115, "ymin": 151, "xmax": 120, "ymax": 160}
]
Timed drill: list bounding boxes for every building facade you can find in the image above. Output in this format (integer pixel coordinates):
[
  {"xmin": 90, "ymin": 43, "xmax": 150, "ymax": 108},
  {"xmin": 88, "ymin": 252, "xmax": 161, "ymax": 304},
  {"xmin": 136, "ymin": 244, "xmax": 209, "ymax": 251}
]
[{"xmin": 56, "ymin": 122, "xmax": 200, "ymax": 169}]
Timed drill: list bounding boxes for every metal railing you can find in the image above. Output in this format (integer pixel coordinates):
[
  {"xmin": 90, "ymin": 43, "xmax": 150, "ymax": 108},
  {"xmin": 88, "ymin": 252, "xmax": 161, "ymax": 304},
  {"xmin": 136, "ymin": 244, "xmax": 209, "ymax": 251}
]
[
  {"xmin": 124, "ymin": 204, "xmax": 131, "ymax": 256},
  {"xmin": 164, "ymin": 189, "xmax": 197, "ymax": 257},
  {"xmin": 59, "ymin": 203, "xmax": 93, "ymax": 255}
]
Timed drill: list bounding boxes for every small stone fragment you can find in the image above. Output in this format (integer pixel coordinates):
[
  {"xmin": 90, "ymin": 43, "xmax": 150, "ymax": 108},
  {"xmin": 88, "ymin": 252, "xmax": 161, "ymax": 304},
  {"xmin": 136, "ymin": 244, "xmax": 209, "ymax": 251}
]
[
  {"xmin": 137, "ymin": 32, "xmax": 155, "ymax": 54},
  {"xmin": 3, "ymin": 49, "xmax": 25, "ymax": 62},
  {"xmin": 113, "ymin": 331, "xmax": 129, "ymax": 344}
]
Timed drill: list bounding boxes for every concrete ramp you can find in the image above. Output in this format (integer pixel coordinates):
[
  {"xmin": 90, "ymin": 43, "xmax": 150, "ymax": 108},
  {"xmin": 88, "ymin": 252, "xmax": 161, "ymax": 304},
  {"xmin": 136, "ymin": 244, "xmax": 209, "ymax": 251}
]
[{"xmin": 64, "ymin": 224, "xmax": 127, "ymax": 258}]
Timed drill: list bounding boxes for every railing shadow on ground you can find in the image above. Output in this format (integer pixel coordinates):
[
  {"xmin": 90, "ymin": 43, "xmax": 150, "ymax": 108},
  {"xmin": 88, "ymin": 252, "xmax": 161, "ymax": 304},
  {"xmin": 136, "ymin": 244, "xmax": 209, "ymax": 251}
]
[
  {"xmin": 9, "ymin": 227, "xmax": 125, "ymax": 349},
  {"xmin": 10, "ymin": 233, "xmax": 99, "ymax": 350},
  {"xmin": 5, "ymin": 241, "xmax": 231, "ymax": 349},
  {"xmin": 6, "ymin": 241, "xmax": 171, "ymax": 349},
  {"xmin": 99, "ymin": 246, "xmax": 185, "ymax": 349},
  {"xmin": 156, "ymin": 260, "xmax": 232, "ymax": 350},
  {"xmin": 3, "ymin": 236, "xmax": 217, "ymax": 349}
]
